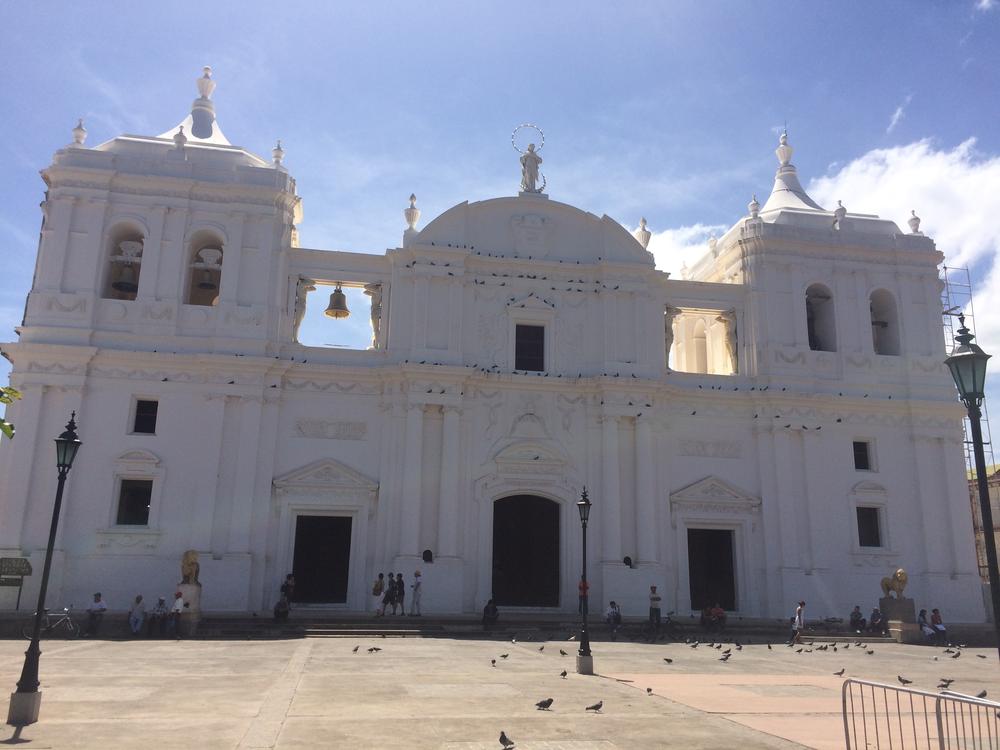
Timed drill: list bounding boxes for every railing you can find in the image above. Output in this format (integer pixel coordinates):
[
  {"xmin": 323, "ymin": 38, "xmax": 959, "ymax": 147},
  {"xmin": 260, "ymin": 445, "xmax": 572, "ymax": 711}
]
[{"xmin": 843, "ymin": 678, "xmax": 1000, "ymax": 749}]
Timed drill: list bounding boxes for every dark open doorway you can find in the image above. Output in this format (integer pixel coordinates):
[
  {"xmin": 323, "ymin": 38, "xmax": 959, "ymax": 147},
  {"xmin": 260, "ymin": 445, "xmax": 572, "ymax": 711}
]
[
  {"xmin": 687, "ymin": 528, "xmax": 736, "ymax": 611},
  {"xmin": 492, "ymin": 495, "xmax": 560, "ymax": 607},
  {"xmin": 291, "ymin": 515, "xmax": 352, "ymax": 603}
]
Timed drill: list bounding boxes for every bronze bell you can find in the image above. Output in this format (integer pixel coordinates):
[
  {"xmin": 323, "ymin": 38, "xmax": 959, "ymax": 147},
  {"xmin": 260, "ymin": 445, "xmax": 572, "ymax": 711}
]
[
  {"xmin": 112, "ymin": 263, "xmax": 138, "ymax": 293},
  {"xmin": 197, "ymin": 269, "xmax": 218, "ymax": 290},
  {"xmin": 324, "ymin": 283, "xmax": 350, "ymax": 319}
]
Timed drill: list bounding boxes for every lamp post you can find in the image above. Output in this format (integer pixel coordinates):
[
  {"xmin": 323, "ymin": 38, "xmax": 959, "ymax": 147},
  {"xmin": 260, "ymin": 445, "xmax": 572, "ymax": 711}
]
[
  {"xmin": 576, "ymin": 487, "xmax": 593, "ymax": 675},
  {"xmin": 944, "ymin": 316, "xmax": 1000, "ymax": 660},
  {"xmin": 7, "ymin": 413, "xmax": 81, "ymax": 726}
]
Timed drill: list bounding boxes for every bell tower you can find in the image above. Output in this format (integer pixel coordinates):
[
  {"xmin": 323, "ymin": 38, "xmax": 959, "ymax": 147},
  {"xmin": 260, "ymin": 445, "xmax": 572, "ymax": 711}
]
[{"xmin": 19, "ymin": 67, "xmax": 301, "ymax": 356}]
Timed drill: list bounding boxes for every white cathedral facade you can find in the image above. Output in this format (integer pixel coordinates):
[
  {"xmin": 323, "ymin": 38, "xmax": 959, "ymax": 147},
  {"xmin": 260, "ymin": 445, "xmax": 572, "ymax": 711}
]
[{"xmin": 0, "ymin": 69, "xmax": 986, "ymax": 622}]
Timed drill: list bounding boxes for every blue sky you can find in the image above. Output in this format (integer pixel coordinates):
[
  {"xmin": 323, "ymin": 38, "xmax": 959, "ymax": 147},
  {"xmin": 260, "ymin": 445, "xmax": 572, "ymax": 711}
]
[{"xmin": 2, "ymin": 1, "xmax": 1000, "ymax": 428}]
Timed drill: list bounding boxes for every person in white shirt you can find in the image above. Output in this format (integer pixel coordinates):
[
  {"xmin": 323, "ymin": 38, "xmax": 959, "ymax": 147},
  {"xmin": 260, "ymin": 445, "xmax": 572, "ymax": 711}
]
[
  {"xmin": 128, "ymin": 594, "xmax": 146, "ymax": 635},
  {"xmin": 147, "ymin": 596, "xmax": 169, "ymax": 637},
  {"xmin": 168, "ymin": 591, "xmax": 185, "ymax": 638},
  {"xmin": 410, "ymin": 571, "xmax": 423, "ymax": 616},
  {"xmin": 790, "ymin": 600, "xmax": 806, "ymax": 644},
  {"xmin": 85, "ymin": 592, "xmax": 107, "ymax": 637}
]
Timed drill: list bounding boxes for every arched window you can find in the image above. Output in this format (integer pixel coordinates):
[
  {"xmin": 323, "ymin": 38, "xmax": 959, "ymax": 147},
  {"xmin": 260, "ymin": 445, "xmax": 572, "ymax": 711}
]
[
  {"xmin": 185, "ymin": 232, "xmax": 224, "ymax": 306},
  {"xmin": 102, "ymin": 226, "xmax": 144, "ymax": 301},
  {"xmin": 869, "ymin": 289, "xmax": 900, "ymax": 356},
  {"xmin": 693, "ymin": 319, "xmax": 708, "ymax": 374},
  {"xmin": 805, "ymin": 283, "xmax": 837, "ymax": 352}
]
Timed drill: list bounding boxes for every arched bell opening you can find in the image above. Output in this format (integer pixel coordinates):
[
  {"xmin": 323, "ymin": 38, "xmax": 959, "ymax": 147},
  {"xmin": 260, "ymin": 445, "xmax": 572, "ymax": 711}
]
[
  {"xmin": 102, "ymin": 225, "xmax": 145, "ymax": 301},
  {"xmin": 869, "ymin": 288, "xmax": 900, "ymax": 356},
  {"xmin": 185, "ymin": 230, "xmax": 224, "ymax": 306},
  {"xmin": 805, "ymin": 283, "xmax": 837, "ymax": 352}
]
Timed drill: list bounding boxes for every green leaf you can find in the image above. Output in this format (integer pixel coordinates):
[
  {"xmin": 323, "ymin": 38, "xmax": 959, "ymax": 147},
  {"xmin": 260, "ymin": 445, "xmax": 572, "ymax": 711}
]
[{"xmin": 0, "ymin": 418, "xmax": 13, "ymax": 440}]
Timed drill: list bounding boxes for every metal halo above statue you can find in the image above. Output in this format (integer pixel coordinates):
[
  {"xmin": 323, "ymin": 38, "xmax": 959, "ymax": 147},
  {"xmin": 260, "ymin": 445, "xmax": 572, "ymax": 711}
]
[
  {"xmin": 511, "ymin": 123, "xmax": 545, "ymax": 154},
  {"xmin": 512, "ymin": 124, "xmax": 546, "ymax": 194}
]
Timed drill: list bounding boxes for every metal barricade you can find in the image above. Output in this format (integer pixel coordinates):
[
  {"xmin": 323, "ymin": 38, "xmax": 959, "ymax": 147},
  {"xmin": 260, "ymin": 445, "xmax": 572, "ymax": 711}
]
[{"xmin": 843, "ymin": 678, "xmax": 1000, "ymax": 749}]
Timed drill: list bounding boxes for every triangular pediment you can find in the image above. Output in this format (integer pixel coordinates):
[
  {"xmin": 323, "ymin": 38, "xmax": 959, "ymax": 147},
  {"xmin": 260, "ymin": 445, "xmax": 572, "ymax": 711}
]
[
  {"xmin": 507, "ymin": 292, "xmax": 555, "ymax": 311},
  {"xmin": 851, "ymin": 480, "xmax": 887, "ymax": 496},
  {"xmin": 273, "ymin": 458, "xmax": 377, "ymax": 491},
  {"xmin": 670, "ymin": 476, "xmax": 760, "ymax": 511},
  {"xmin": 116, "ymin": 449, "xmax": 161, "ymax": 465}
]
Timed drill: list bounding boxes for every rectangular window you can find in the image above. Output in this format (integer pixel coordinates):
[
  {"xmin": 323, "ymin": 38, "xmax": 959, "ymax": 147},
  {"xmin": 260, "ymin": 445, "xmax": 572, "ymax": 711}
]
[
  {"xmin": 853, "ymin": 440, "xmax": 872, "ymax": 471},
  {"xmin": 116, "ymin": 479, "xmax": 152, "ymax": 526},
  {"xmin": 515, "ymin": 324, "xmax": 545, "ymax": 371},
  {"xmin": 133, "ymin": 400, "xmax": 158, "ymax": 434},
  {"xmin": 856, "ymin": 506, "xmax": 882, "ymax": 548}
]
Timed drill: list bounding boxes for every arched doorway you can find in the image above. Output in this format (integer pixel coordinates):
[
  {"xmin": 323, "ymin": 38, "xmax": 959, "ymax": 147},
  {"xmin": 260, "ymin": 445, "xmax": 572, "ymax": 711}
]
[{"xmin": 492, "ymin": 495, "xmax": 560, "ymax": 607}]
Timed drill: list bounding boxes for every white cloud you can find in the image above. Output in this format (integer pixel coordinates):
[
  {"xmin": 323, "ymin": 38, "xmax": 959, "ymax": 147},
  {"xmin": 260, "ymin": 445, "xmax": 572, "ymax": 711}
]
[
  {"xmin": 644, "ymin": 222, "xmax": 729, "ymax": 277},
  {"xmin": 976, "ymin": 0, "xmax": 996, "ymax": 11},
  {"xmin": 807, "ymin": 138, "xmax": 1000, "ymax": 397},
  {"xmin": 886, "ymin": 94, "xmax": 913, "ymax": 135}
]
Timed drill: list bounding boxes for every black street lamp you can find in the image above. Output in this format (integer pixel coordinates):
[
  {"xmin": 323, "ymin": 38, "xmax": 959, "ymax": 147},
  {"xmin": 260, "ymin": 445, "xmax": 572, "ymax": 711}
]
[
  {"xmin": 576, "ymin": 487, "xmax": 593, "ymax": 674},
  {"xmin": 7, "ymin": 413, "xmax": 81, "ymax": 726},
  {"xmin": 944, "ymin": 316, "xmax": 1000, "ymax": 661}
]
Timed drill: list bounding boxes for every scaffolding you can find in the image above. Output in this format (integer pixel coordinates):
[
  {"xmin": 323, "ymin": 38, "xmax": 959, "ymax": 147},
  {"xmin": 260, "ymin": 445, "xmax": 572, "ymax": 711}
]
[{"xmin": 941, "ymin": 264, "xmax": 997, "ymax": 579}]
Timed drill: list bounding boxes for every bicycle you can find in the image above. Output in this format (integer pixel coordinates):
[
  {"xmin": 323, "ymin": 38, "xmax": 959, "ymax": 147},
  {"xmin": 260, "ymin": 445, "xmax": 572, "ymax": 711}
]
[{"xmin": 22, "ymin": 606, "xmax": 80, "ymax": 639}]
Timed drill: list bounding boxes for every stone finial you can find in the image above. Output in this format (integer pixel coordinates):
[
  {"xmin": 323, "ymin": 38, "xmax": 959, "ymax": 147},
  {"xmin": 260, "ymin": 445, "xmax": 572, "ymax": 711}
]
[
  {"xmin": 404, "ymin": 193, "xmax": 421, "ymax": 231},
  {"xmin": 197, "ymin": 66, "xmax": 216, "ymax": 99},
  {"xmin": 833, "ymin": 199, "xmax": 847, "ymax": 229},
  {"xmin": 173, "ymin": 125, "xmax": 188, "ymax": 149},
  {"xmin": 908, "ymin": 209, "xmax": 922, "ymax": 234},
  {"xmin": 776, "ymin": 129, "xmax": 793, "ymax": 167},
  {"xmin": 272, "ymin": 139, "xmax": 285, "ymax": 167},
  {"xmin": 708, "ymin": 234, "xmax": 719, "ymax": 257},
  {"xmin": 748, "ymin": 194, "xmax": 760, "ymax": 219},
  {"xmin": 71, "ymin": 118, "xmax": 87, "ymax": 147},
  {"xmin": 634, "ymin": 217, "xmax": 651, "ymax": 249}
]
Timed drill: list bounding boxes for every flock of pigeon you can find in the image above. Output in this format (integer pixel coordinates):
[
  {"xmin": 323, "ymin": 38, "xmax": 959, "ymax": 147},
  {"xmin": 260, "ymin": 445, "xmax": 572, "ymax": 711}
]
[{"xmin": 351, "ymin": 633, "xmax": 992, "ymax": 749}]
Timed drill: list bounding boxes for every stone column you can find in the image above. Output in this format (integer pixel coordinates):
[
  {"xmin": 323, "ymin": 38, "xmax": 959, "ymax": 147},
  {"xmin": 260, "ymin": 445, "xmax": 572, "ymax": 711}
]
[
  {"xmin": 35, "ymin": 198, "xmax": 75, "ymax": 293},
  {"xmin": 227, "ymin": 395, "xmax": 264, "ymax": 553},
  {"xmin": 399, "ymin": 403, "xmax": 425, "ymax": 557},
  {"xmin": 437, "ymin": 406, "xmax": 461, "ymax": 557},
  {"xmin": 136, "ymin": 207, "xmax": 166, "ymax": 301},
  {"xmin": 217, "ymin": 215, "xmax": 245, "ymax": 305},
  {"xmin": 601, "ymin": 414, "xmax": 622, "ymax": 562},
  {"xmin": 635, "ymin": 416, "xmax": 658, "ymax": 564}
]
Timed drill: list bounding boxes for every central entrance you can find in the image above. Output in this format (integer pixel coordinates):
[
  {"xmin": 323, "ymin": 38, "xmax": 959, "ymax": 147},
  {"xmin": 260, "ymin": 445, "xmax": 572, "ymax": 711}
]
[
  {"xmin": 687, "ymin": 528, "xmax": 736, "ymax": 611},
  {"xmin": 492, "ymin": 495, "xmax": 560, "ymax": 607},
  {"xmin": 291, "ymin": 515, "xmax": 352, "ymax": 603}
]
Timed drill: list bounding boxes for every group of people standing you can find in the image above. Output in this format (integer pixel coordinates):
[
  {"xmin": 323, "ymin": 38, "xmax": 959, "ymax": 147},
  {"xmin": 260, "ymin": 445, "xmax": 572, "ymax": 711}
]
[{"xmin": 372, "ymin": 570, "xmax": 422, "ymax": 616}]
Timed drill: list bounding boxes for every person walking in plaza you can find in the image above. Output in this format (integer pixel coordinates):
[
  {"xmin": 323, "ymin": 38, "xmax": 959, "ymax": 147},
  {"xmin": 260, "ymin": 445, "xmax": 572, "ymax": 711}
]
[
  {"xmin": 128, "ymin": 594, "xmax": 146, "ymax": 636},
  {"xmin": 605, "ymin": 600, "xmax": 622, "ymax": 640},
  {"xmin": 372, "ymin": 572, "xmax": 385, "ymax": 616},
  {"xmin": 85, "ymin": 592, "xmax": 107, "ymax": 637},
  {"xmin": 790, "ymin": 600, "xmax": 805, "ymax": 645},
  {"xmin": 395, "ymin": 572, "xmax": 406, "ymax": 616},
  {"xmin": 384, "ymin": 571, "xmax": 396, "ymax": 615},
  {"xmin": 410, "ymin": 570, "xmax": 422, "ymax": 616},
  {"xmin": 578, "ymin": 576, "xmax": 590, "ymax": 615},
  {"xmin": 648, "ymin": 585, "xmax": 662, "ymax": 639}
]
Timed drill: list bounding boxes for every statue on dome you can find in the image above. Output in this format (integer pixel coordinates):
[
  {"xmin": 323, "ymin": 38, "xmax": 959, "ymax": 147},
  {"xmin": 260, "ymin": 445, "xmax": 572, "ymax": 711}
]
[
  {"xmin": 364, "ymin": 283, "xmax": 383, "ymax": 348},
  {"xmin": 520, "ymin": 144, "xmax": 543, "ymax": 193},
  {"xmin": 664, "ymin": 306, "xmax": 681, "ymax": 370}
]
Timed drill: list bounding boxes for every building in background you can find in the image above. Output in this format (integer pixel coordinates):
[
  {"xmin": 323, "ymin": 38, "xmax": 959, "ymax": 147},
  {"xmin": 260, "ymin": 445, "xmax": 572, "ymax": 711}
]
[{"xmin": 0, "ymin": 69, "xmax": 986, "ymax": 621}]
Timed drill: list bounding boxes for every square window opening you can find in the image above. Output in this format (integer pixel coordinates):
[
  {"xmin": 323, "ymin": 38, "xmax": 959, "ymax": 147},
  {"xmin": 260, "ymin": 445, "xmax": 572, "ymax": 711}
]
[
  {"xmin": 133, "ymin": 399, "xmax": 159, "ymax": 434},
  {"xmin": 515, "ymin": 324, "xmax": 545, "ymax": 372},
  {"xmin": 856, "ymin": 506, "xmax": 882, "ymax": 548},
  {"xmin": 116, "ymin": 479, "xmax": 152, "ymax": 526},
  {"xmin": 853, "ymin": 440, "xmax": 872, "ymax": 471}
]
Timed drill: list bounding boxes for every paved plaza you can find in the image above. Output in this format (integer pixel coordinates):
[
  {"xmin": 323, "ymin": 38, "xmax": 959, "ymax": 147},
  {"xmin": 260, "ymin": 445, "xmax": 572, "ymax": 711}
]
[{"xmin": 1, "ymin": 635, "xmax": 998, "ymax": 749}]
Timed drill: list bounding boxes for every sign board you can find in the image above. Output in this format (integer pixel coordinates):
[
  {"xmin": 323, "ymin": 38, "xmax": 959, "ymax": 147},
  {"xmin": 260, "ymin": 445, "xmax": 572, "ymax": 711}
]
[
  {"xmin": 0, "ymin": 558, "xmax": 31, "ymax": 577},
  {"xmin": 0, "ymin": 577, "xmax": 22, "ymax": 587}
]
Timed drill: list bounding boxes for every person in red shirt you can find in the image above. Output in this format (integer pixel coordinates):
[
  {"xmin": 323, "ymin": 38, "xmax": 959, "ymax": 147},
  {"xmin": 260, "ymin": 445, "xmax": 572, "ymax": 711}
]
[{"xmin": 578, "ymin": 576, "xmax": 589, "ymax": 614}]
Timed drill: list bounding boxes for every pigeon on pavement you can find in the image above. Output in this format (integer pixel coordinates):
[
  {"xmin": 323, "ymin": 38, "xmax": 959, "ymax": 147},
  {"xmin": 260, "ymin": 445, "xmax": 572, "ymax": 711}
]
[
  {"xmin": 663, "ymin": 658, "xmax": 673, "ymax": 664},
  {"xmin": 535, "ymin": 698, "xmax": 554, "ymax": 710},
  {"xmin": 834, "ymin": 668, "xmax": 846, "ymax": 676},
  {"xmin": 978, "ymin": 690, "xmax": 988, "ymax": 698},
  {"xmin": 719, "ymin": 653, "xmax": 731, "ymax": 662},
  {"xmin": 499, "ymin": 730, "xmax": 515, "ymax": 749},
  {"xmin": 898, "ymin": 676, "xmax": 913, "ymax": 686},
  {"xmin": 646, "ymin": 688, "xmax": 653, "ymax": 695},
  {"xmin": 560, "ymin": 649, "xmax": 568, "ymax": 656},
  {"xmin": 491, "ymin": 659, "xmax": 496, "ymax": 667},
  {"xmin": 352, "ymin": 645, "xmax": 359, "ymax": 653},
  {"xmin": 586, "ymin": 701, "xmax": 603, "ymax": 712},
  {"xmin": 560, "ymin": 670, "xmax": 567, "ymax": 679},
  {"xmin": 500, "ymin": 654, "xmax": 509, "ymax": 659}
]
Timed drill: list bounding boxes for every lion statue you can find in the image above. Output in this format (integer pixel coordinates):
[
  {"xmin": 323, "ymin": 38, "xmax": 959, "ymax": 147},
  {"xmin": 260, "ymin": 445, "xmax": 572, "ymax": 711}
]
[
  {"xmin": 180, "ymin": 549, "xmax": 200, "ymax": 585},
  {"xmin": 880, "ymin": 568, "xmax": 908, "ymax": 599}
]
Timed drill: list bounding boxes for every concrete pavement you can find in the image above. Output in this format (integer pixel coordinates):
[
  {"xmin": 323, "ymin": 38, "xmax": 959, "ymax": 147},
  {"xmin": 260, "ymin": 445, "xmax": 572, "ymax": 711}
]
[{"xmin": 1, "ymin": 635, "xmax": 997, "ymax": 749}]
